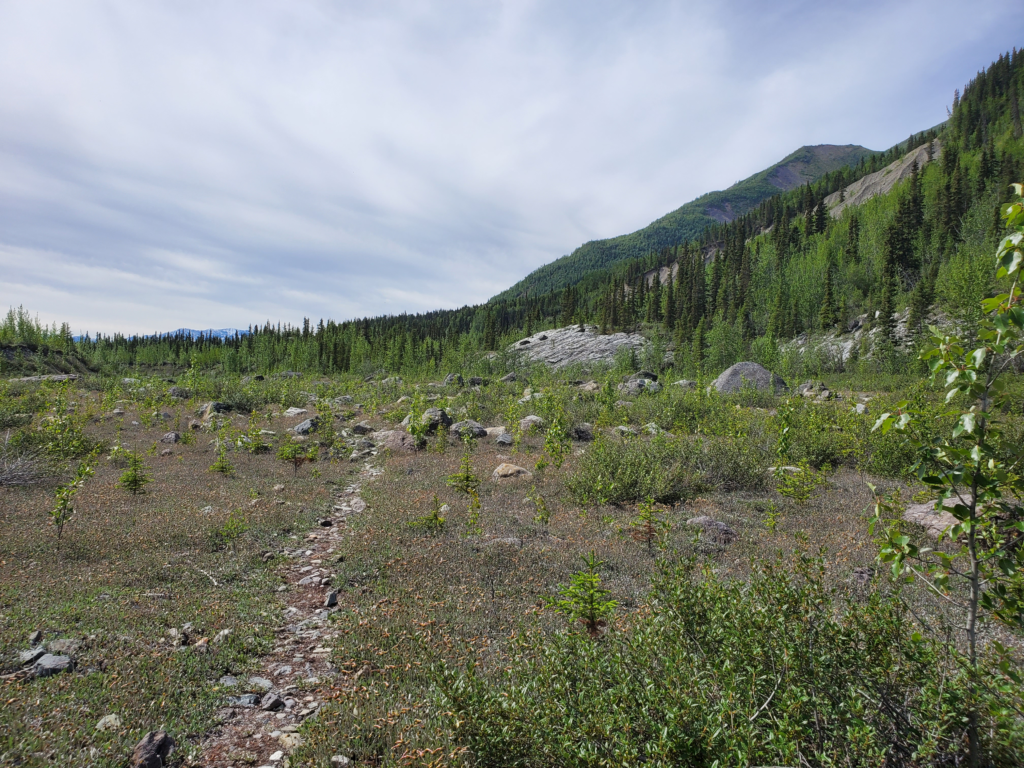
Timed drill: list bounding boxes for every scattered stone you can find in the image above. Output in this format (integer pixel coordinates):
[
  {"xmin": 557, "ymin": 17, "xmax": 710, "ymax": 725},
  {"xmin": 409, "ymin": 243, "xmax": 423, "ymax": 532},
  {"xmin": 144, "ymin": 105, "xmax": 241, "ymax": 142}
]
[
  {"xmin": 19, "ymin": 647, "xmax": 46, "ymax": 665},
  {"xmin": 712, "ymin": 362, "xmax": 787, "ymax": 394},
  {"xmin": 492, "ymin": 463, "xmax": 533, "ymax": 480},
  {"xmin": 261, "ymin": 692, "xmax": 286, "ymax": 711},
  {"xmin": 279, "ymin": 733, "xmax": 304, "ymax": 749},
  {"xmin": 331, "ymin": 756, "xmax": 353, "ymax": 766},
  {"xmin": 270, "ymin": 750, "xmax": 284, "ymax": 762},
  {"xmin": 213, "ymin": 629, "xmax": 231, "ymax": 644},
  {"xmin": 130, "ymin": 730, "xmax": 175, "ymax": 768},
  {"xmin": 28, "ymin": 630, "xmax": 42, "ymax": 645},
  {"xmin": 613, "ymin": 425, "xmax": 638, "ymax": 437},
  {"xmin": 34, "ymin": 654, "xmax": 73, "ymax": 677},
  {"xmin": 273, "ymin": 484, "xmax": 285, "ymax": 492},
  {"xmin": 352, "ymin": 420, "xmax": 375, "ymax": 435},
  {"xmin": 200, "ymin": 402, "xmax": 230, "ymax": 418},
  {"xmin": 249, "ymin": 676, "xmax": 274, "ymax": 690},
  {"xmin": 112, "ymin": 408, "xmax": 126, "ymax": 416},
  {"xmin": 168, "ymin": 386, "xmax": 190, "ymax": 398},
  {"xmin": 325, "ymin": 590, "xmax": 339, "ymax": 608},
  {"xmin": 686, "ymin": 516, "xmax": 737, "ymax": 544},
  {"xmin": 96, "ymin": 714, "xmax": 122, "ymax": 731},
  {"xmin": 420, "ymin": 407, "xmax": 453, "ymax": 433},
  {"xmin": 854, "ymin": 403, "xmax": 869, "ymax": 415},
  {"xmin": 495, "ymin": 432, "xmax": 514, "ymax": 446},
  {"xmin": 570, "ymin": 423, "xmax": 594, "ymax": 442},
  {"xmin": 500, "ymin": 372, "xmax": 517, "ymax": 382},
  {"xmin": 451, "ymin": 419, "xmax": 487, "ymax": 438},
  {"xmin": 188, "ymin": 419, "xmax": 202, "ymax": 430},
  {"xmin": 319, "ymin": 518, "xmax": 333, "ymax": 527},
  {"xmin": 160, "ymin": 448, "xmax": 172, "ymax": 456},
  {"xmin": 380, "ymin": 376, "xmax": 402, "ymax": 386},
  {"xmin": 444, "ymin": 373, "xmax": 464, "ymax": 387},
  {"xmin": 485, "ymin": 426, "xmax": 507, "ymax": 437},
  {"xmin": 519, "ymin": 415, "xmax": 545, "ymax": 433},
  {"xmin": 218, "ymin": 675, "xmax": 239, "ymax": 687},
  {"xmin": 227, "ymin": 693, "xmax": 261, "ymax": 707},
  {"xmin": 904, "ymin": 500, "xmax": 959, "ymax": 539},
  {"xmin": 617, "ymin": 378, "xmax": 662, "ymax": 396},
  {"xmin": 292, "ymin": 418, "xmax": 320, "ymax": 436},
  {"xmin": 614, "ymin": 400, "xmax": 633, "ymax": 408},
  {"xmin": 48, "ymin": 638, "xmax": 80, "ymax": 654},
  {"xmin": 381, "ymin": 430, "xmax": 421, "ymax": 452},
  {"xmin": 673, "ymin": 379, "xmax": 696, "ymax": 389},
  {"xmin": 468, "ymin": 376, "xmax": 484, "ymax": 386},
  {"xmin": 852, "ymin": 567, "xmax": 876, "ymax": 586},
  {"xmin": 283, "ymin": 407, "xmax": 308, "ymax": 417},
  {"xmin": 160, "ymin": 432, "xmax": 180, "ymax": 443}
]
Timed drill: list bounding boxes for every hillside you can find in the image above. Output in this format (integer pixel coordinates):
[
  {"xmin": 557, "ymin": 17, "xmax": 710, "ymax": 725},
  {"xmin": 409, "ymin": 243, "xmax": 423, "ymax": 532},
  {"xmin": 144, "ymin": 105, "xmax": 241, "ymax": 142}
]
[{"xmin": 492, "ymin": 144, "xmax": 875, "ymax": 301}]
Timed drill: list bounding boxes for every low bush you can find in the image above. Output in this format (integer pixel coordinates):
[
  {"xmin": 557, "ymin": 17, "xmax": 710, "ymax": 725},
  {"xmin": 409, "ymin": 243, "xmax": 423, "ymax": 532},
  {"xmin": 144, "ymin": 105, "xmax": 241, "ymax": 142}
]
[{"xmin": 440, "ymin": 554, "xmax": 1024, "ymax": 767}]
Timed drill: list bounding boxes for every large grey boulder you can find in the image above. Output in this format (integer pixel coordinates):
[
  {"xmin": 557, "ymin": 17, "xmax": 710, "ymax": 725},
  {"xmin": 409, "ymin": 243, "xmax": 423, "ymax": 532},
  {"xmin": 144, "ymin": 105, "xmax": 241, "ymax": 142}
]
[
  {"xmin": 510, "ymin": 324, "xmax": 646, "ymax": 369},
  {"xmin": 712, "ymin": 362, "xmax": 787, "ymax": 394},
  {"xmin": 617, "ymin": 378, "xmax": 661, "ymax": 396},
  {"xmin": 444, "ymin": 373, "xmax": 464, "ymax": 387}
]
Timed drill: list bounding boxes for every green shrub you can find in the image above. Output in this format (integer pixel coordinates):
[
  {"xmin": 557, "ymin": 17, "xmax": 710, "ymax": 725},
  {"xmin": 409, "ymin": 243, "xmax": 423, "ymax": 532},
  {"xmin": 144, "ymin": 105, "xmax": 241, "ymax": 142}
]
[
  {"xmin": 440, "ymin": 554, "xmax": 1023, "ymax": 766},
  {"xmin": 567, "ymin": 433, "xmax": 698, "ymax": 505}
]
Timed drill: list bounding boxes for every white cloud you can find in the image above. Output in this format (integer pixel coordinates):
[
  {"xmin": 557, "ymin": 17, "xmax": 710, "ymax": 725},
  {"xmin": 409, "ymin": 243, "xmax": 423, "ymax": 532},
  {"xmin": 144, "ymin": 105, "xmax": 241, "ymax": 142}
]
[{"xmin": 0, "ymin": 0, "xmax": 1021, "ymax": 334}]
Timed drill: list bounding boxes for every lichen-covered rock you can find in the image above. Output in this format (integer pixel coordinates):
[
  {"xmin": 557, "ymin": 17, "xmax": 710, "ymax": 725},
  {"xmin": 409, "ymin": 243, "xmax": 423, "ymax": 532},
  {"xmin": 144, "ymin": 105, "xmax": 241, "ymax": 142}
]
[
  {"xmin": 519, "ymin": 415, "xmax": 545, "ymax": 433},
  {"xmin": 510, "ymin": 324, "xmax": 646, "ymax": 369},
  {"xmin": 451, "ymin": 420, "xmax": 487, "ymax": 438},
  {"xmin": 492, "ymin": 463, "xmax": 533, "ymax": 480},
  {"xmin": 712, "ymin": 362, "xmax": 787, "ymax": 394}
]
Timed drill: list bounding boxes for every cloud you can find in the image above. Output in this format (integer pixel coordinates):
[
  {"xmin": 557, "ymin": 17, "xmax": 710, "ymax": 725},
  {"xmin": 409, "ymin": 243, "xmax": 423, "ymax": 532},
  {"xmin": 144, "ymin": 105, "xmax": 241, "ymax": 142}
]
[{"xmin": 0, "ymin": 0, "xmax": 1021, "ymax": 334}]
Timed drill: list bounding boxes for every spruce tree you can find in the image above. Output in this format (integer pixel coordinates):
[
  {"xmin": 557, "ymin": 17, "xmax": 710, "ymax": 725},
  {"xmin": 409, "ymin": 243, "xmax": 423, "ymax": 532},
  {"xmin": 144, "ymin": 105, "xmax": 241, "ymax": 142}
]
[{"xmin": 813, "ymin": 200, "xmax": 827, "ymax": 236}]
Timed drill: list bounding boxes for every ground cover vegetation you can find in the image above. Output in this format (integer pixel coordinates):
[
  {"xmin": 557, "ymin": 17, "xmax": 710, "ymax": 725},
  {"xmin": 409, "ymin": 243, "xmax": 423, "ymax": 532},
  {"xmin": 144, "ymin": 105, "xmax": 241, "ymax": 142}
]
[{"xmin": 1, "ymin": 44, "xmax": 1023, "ymax": 768}]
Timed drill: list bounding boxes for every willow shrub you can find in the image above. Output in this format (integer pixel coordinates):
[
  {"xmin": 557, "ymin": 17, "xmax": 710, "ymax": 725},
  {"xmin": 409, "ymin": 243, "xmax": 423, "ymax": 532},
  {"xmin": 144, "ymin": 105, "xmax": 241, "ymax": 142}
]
[{"xmin": 439, "ymin": 554, "xmax": 1023, "ymax": 767}]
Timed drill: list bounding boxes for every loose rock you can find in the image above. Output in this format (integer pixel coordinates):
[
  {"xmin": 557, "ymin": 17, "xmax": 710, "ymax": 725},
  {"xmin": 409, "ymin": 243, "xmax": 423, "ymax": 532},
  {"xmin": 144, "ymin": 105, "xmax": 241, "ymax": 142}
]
[
  {"xmin": 261, "ymin": 692, "xmax": 286, "ymax": 711},
  {"xmin": 519, "ymin": 415, "xmax": 545, "ymax": 433},
  {"xmin": 492, "ymin": 463, "xmax": 533, "ymax": 480},
  {"xmin": 96, "ymin": 714, "xmax": 122, "ymax": 731},
  {"xmin": 451, "ymin": 420, "xmax": 487, "ymax": 438},
  {"xmin": 712, "ymin": 362, "xmax": 787, "ymax": 394},
  {"xmin": 160, "ymin": 432, "xmax": 180, "ymax": 443},
  {"xmin": 34, "ymin": 654, "xmax": 73, "ymax": 677},
  {"xmin": 130, "ymin": 730, "xmax": 176, "ymax": 768}
]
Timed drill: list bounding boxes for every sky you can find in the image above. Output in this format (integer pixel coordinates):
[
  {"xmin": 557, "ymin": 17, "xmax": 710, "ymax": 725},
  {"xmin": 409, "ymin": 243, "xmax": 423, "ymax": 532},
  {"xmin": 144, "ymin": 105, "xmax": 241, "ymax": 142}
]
[{"xmin": 1, "ymin": 1, "xmax": 1022, "ymax": 336}]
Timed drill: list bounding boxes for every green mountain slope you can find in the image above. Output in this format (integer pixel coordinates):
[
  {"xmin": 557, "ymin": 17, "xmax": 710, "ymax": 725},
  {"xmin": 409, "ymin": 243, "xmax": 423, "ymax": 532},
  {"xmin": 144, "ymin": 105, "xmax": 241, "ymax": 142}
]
[{"xmin": 493, "ymin": 144, "xmax": 876, "ymax": 301}]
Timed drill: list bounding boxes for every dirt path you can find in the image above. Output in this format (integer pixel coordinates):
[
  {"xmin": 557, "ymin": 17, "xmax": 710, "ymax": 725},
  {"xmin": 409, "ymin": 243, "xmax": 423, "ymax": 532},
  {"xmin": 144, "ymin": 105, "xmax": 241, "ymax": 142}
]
[{"xmin": 198, "ymin": 460, "xmax": 383, "ymax": 767}]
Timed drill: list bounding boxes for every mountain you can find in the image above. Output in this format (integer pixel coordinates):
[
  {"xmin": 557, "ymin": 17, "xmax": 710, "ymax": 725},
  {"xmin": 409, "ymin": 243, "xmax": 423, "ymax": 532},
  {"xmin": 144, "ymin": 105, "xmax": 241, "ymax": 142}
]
[{"xmin": 492, "ymin": 144, "xmax": 876, "ymax": 301}]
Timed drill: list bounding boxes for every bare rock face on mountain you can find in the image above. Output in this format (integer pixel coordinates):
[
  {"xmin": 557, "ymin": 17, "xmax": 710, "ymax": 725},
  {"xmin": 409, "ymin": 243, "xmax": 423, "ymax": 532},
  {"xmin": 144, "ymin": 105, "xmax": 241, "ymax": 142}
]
[
  {"xmin": 713, "ymin": 362, "xmax": 787, "ymax": 394},
  {"xmin": 825, "ymin": 141, "xmax": 941, "ymax": 218},
  {"xmin": 510, "ymin": 325, "xmax": 645, "ymax": 369}
]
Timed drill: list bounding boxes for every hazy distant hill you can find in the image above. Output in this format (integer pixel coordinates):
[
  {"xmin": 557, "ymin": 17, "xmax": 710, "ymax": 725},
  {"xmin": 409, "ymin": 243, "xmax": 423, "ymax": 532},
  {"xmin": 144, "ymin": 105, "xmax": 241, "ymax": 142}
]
[{"xmin": 493, "ymin": 144, "xmax": 875, "ymax": 301}]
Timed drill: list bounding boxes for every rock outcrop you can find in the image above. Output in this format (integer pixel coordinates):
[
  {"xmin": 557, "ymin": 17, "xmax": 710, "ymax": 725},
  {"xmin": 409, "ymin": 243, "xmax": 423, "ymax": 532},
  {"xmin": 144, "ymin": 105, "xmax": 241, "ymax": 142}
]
[
  {"xmin": 509, "ymin": 325, "xmax": 645, "ymax": 369},
  {"xmin": 825, "ymin": 141, "xmax": 941, "ymax": 218}
]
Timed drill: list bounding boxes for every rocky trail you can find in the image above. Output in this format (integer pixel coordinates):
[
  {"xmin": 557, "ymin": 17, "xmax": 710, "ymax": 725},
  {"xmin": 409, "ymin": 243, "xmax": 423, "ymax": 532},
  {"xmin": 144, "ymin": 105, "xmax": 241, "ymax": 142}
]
[{"xmin": 199, "ymin": 461, "xmax": 383, "ymax": 768}]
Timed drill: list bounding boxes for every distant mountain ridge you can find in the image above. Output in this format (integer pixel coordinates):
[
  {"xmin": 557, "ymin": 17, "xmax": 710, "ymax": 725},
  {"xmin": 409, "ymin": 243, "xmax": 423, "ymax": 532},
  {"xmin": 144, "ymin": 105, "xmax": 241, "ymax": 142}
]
[{"xmin": 492, "ymin": 143, "xmax": 875, "ymax": 301}]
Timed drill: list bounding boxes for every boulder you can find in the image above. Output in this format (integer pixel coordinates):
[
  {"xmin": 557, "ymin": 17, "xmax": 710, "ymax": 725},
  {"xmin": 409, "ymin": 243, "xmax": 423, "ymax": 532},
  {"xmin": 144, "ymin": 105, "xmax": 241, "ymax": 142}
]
[
  {"xmin": 227, "ymin": 693, "xmax": 260, "ymax": 707},
  {"xmin": 570, "ymin": 423, "xmax": 594, "ymax": 442},
  {"xmin": 495, "ymin": 432, "xmax": 514, "ymax": 446},
  {"xmin": 468, "ymin": 376, "xmax": 485, "ymax": 386},
  {"xmin": 382, "ymin": 430, "xmax": 421, "ymax": 452},
  {"xmin": 485, "ymin": 426, "xmax": 507, "ymax": 438},
  {"xmin": 519, "ymin": 415, "xmax": 545, "ymax": 433},
  {"xmin": 613, "ymin": 425, "xmax": 638, "ymax": 437},
  {"xmin": 672, "ymin": 379, "xmax": 696, "ymax": 390},
  {"xmin": 451, "ymin": 420, "xmax": 487, "ymax": 438},
  {"xmin": 686, "ymin": 516, "xmax": 737, "ymax": 544},
  {"xmin": 492, "ymin": 463, "xmax": 533, "ymax": 480},
  {"xmin": 160, "ymin": 432, "xmax": 180, "ymax": 444},
  {"xmin": 500, "ymin": 372, "xmax": 518, "ymax": 383},
  {"xmin": 168, "ymin": 386, "xmax": 190, "ymax": 399},
  {"xmin": 34, "ymin": 653, "xmax": 73, "ymax": 677},
  {"xmin": 200, "ymin": 402, "xmax": 229, "ymax": 418},
  {"xmin": 712, "ymin": 362, "xmax": 787, "ymax": 394},
  {"xmin": 904, "ymin": 500, "xmax": 959, "ymax": 539},
  {"xmin": 130, "ymin": 731, "xmax": 176, "ymax": 768},
  {"xmin": 48, "ymin": 638, "xmax": 81, "ymax": 654},
  {"xmin": 626, "ymin": 370, "xmax": 659, "ymax": 382},
  {"xmin": 444, "ymin": 373, "xmax": 464, "ymax": 387},
  {"xmin": 380, "ymin": 376, "xmax": 402, "ymax": 386},
  {"xmin": 510, "ymin": 324, "xmax": 646, "ymax": 368},
  {"xmin": 19, "ymin": 648, "xmax": 46, "ymax": 665},
  {"xmin": 96, "ymin": 714, "xmax": 122, "ymax": 731},
  {"xmin": 283, "ymin": 407, "xmax": 308, "ymax": 417},
  {"xmin": 617, "ymin": 378, "xmax": 661, "ymax": 396},
  {"xmin": 421, "ymin": 408, "xmax": 453, "ymax": 433},
  {"xmin": 352, "ymin": 421, "xmax": 375, "ymax": 435},
  {"xmin": 292, "ymin": 418, "xmax": 319, "ymax": 436},
  {"xmin": 261, "ymin": 692, "xmax": 285, "ymax": 711}
]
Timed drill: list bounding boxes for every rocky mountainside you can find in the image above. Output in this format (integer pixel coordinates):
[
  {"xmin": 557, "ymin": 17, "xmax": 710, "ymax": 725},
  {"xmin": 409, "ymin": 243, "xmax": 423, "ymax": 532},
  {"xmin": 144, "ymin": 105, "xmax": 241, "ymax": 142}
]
[{"xmin": 493, "ymin": 144, "xmax": 874, "ymax": 302}]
